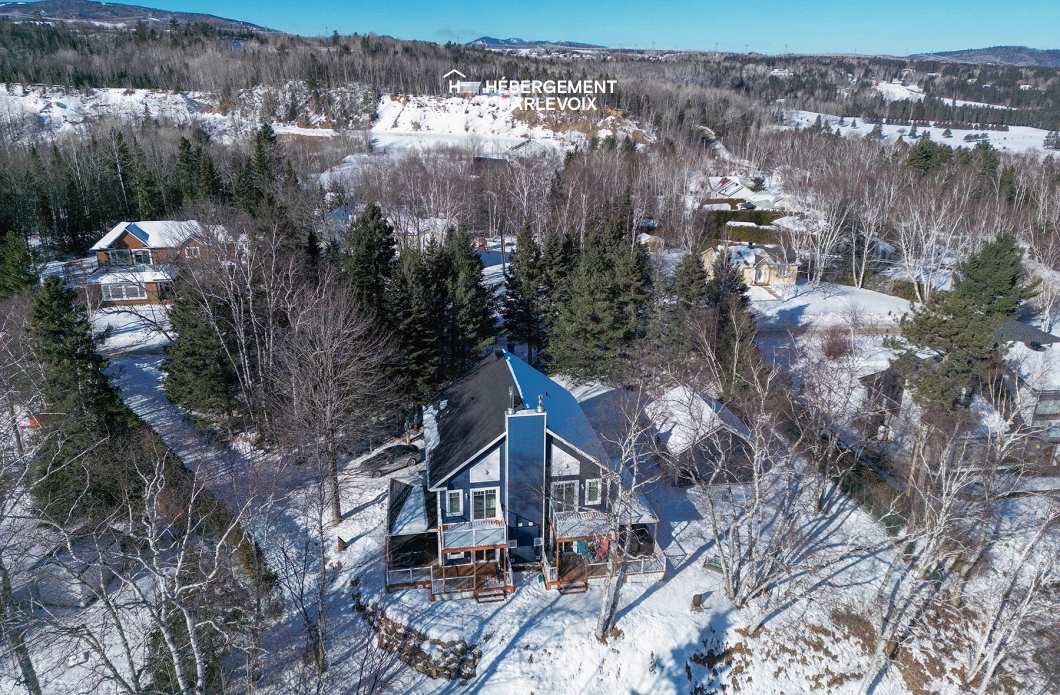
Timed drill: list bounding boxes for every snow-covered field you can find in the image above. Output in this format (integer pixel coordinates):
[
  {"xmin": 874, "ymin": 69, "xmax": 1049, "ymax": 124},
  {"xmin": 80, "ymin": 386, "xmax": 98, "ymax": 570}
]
[
  {"xmin": 786, "ymin": 109, "xmax": 1054, "ymax": 155},
  {"xmin": 871, "ymin": 80, "xmax": 1014, "ymax": 110}
]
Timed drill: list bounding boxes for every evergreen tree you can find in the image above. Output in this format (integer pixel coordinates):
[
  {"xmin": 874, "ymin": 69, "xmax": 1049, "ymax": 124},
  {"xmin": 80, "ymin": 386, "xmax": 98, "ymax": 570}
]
[
  {"xmin": 29, "ymin": 277, "xmax": 137, "ymax": 518},
  {"xmin": 548, "ymin": 234, "xmax": 648, "ymax": 380},
  {"xmin": 164, "ymin": 291, "xmax": 238, "ymax": 418},
  {"xmin": 176, "ymin": 136, "xmax": 200, "ymax": 200},
  {"xmin": 541, "ymin": 230, "xmax": 577, "ymax": 338},
  {"xmin": 503, "ymin": 226, "xmax": 545, "ymax": 362},
  {"xmin": 900, "ymin": 235, "xmax": 1032, "ymax": 411},
  {"xmin": 673, "ymin": 251, "xmax": 708, "ymax": 308},
  {"xmin": 340, "ymin": 203, "xmax": 396, "ymax": 316},
  {"xmin": 442, "ymin": 228, "xmax": 494, "ymax": 378},
  {"xmin": 702, "ymin": 252, "xmax": 757, "ymax": 396},
  {"xmin": 385, "ymin": 250, "xmax": 443, "ymax": 406},
  {"xmin": 0, "ymin": 233, "xmax": 37, "ymax": 298}
]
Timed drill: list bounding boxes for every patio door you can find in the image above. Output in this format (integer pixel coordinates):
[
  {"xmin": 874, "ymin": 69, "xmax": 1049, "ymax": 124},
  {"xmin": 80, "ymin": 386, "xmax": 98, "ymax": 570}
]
[{"xmin": 551, "ymin": 480, "xmax": 578, "ymax": 512}]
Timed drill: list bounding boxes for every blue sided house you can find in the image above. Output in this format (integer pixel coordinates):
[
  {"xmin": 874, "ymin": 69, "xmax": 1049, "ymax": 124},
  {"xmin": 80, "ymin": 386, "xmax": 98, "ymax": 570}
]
[{"xmin": 384, "ymin": 350, "xmax": 664, "ymax": 602}]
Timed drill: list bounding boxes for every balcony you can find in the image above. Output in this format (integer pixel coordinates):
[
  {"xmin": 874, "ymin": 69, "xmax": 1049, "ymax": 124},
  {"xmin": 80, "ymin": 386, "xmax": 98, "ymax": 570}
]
[
  {"xmin": 430, "ymin": 556, "xmax": 514, "ymax": 601},
  {"xmin": 441, "ymin": 517, "xmax": 506, "ymax": 550}
]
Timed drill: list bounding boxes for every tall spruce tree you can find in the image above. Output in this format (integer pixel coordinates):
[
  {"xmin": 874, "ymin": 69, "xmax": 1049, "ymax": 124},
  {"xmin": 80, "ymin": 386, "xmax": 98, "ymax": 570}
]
[
  {"xmin": 549, "ymin": 237, "xmax": 646, "ymax": 380},
  {"xmin": 703, "ymin": 252, "xmax": 757, "ymax": 396},
  {"xmin": 674, "ymin": 251, "xmax": 709, "ymax": 308},
  {"xmin": 503, "ymin": 226, "xmax": 545, "ymax": 362},
  {"xmin": 442, "ymin": 228, "xmax": 494, "ymax": 378},
  {"xmin": 0, "ymin": 234, "xmax": 37, "ymax": 298},
  {"xmin": 30, "ymin": 277, "xmax": 138, "ymax": 518},
  {"xmin": 386, "ymin": 250, "xmax": 443, "ymax": 406},
  {"xmin": 541, "ymin": 230, "xmax": 577, "ymax": 339},
  {"xmin": 164, "ymin": 291, "xmax": 238, "ymax": 419},
  {"xmin": 340, "ymin": 204, "xmax": 396, "ymax": 316},
  {"xmin": 900, "ymin": 235, "xmax": 1032, "ymax": 410}
]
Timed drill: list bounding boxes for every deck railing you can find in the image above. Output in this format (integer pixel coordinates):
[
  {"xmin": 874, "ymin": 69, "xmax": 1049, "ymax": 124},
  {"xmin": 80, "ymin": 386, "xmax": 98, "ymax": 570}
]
[
  {"xmin": 430, "ymin": 557, "xmax": 513, "ymax": 596},
  {"xmin": 385, "ymin": 565, "xmax": 433, "ymax": 587}
]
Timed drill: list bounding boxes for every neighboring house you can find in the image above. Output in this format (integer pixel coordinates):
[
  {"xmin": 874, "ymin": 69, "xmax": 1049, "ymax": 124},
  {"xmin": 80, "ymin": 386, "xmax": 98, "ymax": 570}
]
[
  {"xmin": 702, "ymin": 176, "xmax": 754, "ymax": 209},
  {"xmin": 998, "ymin": 319, "xmax": 1060, "ymax": 455},
  {"xmin": 384, "ymin": 350, "xmax": 664, "ymax": 601},
  {"xmin": 701, "ymin": 242, "xmax": 797, "ymax": 288},
  {"xmin": 637, "ymin": 232, "xmax": 665, "ymax": 253},
  {"xmin": 87, "ymin": 220, "xmax": 211, "ymax": 307},
  {"xmin": 647, "ymin": 386, "xmax": 753, "ymax": 486}
]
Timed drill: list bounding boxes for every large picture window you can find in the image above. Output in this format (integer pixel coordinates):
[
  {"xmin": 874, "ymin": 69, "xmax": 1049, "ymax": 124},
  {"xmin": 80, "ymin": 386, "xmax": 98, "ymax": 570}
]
[
  {"xmin": 471, "ymin": 488, "xmax": 498, "ymax": 520},
  {"xmin": 101, "ymin": 283, "xmax": 147, "ymax": 302},
  {"xmin": 551, "ymin": 480, "xmax": 578, "ymax": 513}
]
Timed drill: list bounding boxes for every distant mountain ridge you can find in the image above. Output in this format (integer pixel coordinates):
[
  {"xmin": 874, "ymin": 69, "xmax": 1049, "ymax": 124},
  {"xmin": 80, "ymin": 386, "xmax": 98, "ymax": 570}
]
[
  {"xmin": 467, "ymin": 35, "xmax": 605, "ymax": 50},
  {"xmin": 910, "ymin": 45, "xmax": 1060, "ymax": 67},
  {"xmin": 0, "ymin": 0, "xmax": 272, "ymax": 32}
]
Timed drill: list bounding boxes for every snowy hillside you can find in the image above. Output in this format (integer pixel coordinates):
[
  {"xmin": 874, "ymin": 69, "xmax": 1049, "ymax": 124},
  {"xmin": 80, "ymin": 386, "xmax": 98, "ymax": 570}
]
[
  {"xmin": 871, "ymin": 80, "xmax": 1013, "ymax": 110},
  {"xmin": 786, "ymin": 109, "xmax": 1054, "ymax": 155},
  {"xmin": 372, "ymin": 93, "xmax": 651, "ymax": 148},
  {"xmin": 0, "ymin": 81, "xmax": 375, "ymax": 142}
]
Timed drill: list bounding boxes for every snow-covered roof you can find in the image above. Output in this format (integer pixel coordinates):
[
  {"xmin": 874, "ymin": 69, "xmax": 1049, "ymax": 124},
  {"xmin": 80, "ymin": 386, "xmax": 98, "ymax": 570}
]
[
  {"xmin": 387, "ymin": 477, "xmax": 434, "ymax": 536},
  {"xmin": 90, "ymin": 220, "xmax": 206, "ymax": 251},
  {"xmin": 93, "ymin": 268, "xmax": 173, "ymax": 284},
  {"xmin": 552, "ymin": 502, "xmax": 657, "ymax": 539},
  {"xmin": 706, "ymin": 176, "xmax": 752, "ymax": 200},
  {"xmin": 647, "ymin": 386, "xmax": 751, "ymax": 456},
  {"xmin": 722, "ymin": 243, "xmax": 781, "ymax": 268}
]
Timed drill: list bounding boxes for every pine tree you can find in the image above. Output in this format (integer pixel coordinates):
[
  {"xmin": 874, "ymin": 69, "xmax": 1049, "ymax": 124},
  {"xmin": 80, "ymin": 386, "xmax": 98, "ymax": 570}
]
[
  {"xmin": 340, "ymin": 203, "xmax": 395, "ymax": 316},
  {"xmin": 0, "ymin": 233, "xmax": 37, "ymax": 298},
  {"xmin": 674, "ymin": 251, "xmax": 708, "ymax": 308},
  {"xmin": 386, "ymin": 250, "xmax": 443, "ymax": 406},
  {"xmin": 702, "ymin": 252, "xmax": 757, "ymax": 396},
  {"xmin": 503, "ymin": 226, "xmax": 545, "ymax": 362},
  {"xmin": 164, "ymin": 291, "xmax": 238, "ymax": 418},
  {"xmin": 442, "ymin": 228, "xmax": 494, "ymax": 378},
  {"xmin": 900, "ymin": 235, "xmax": 1032, "ymax": 411},
  {"xmin": 29, "ymin": 277, "xmax": 138, "ymax": 518},
  {"xmin": 541, "ymin": 230, "xmax": 577, "ymax": 338}
]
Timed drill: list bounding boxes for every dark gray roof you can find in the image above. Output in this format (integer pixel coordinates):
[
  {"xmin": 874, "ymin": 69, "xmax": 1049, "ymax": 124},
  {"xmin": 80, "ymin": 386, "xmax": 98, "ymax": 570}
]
[
  {"xmin": 425, "ymin": 350, "xmax": 611, "ymax": 488},
  {"xmin": 426, "ymin": 352, "xmax": 516, "ymax": 488},
  {"xmin": 995, "ymin": 319, "xmax": 1060, "ymax": 347},
  {"xmin": 387, "ymin": 477, "xmax": 436, "ymax": 535}
]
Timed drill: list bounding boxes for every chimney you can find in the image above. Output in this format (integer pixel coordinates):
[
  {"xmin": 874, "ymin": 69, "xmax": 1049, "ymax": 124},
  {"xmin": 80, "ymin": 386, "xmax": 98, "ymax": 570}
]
[
  {"xmin": 507, "ymin": 385, "xmax": 516, "ymax": 414},
  {"xmin": 536, "ymin": 394, "xmax": 544, "ymax": 413}
]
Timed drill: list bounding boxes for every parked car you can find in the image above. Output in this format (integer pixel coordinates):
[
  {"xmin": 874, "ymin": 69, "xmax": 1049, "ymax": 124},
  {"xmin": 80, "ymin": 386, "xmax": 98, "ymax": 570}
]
[{"xmin": 361, "ymin": 444, "xmax": 420, "ymax": 477}]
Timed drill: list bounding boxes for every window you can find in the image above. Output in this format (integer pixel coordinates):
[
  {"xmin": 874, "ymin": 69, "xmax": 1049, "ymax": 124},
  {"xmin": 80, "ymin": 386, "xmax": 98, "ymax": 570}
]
[
  {"xmin": 551, "ymin": 481, "xmax": 578, "ymax": 513},
  {"xmin": 107, "ymin": 249, "xmax": 132, "ymax": 266},
  {"xmin": 132, "ymin": 249, "xmax": 153, "ymax": 266},
  {"xmin": 445, "ymin": 490, "xmax": 462, "ymax": 516},
  {"xmin": 508, "ymin": 539, "xmax": 518, "ymax": 549},
  {"xmin": 101, "ymin": 283, "xmax": 147, "ymax": 302},
  {"xmin": 445, "ymin": 551, "xmax": 469, "ymax": 564},
  {"xmin": 184, "ymin": 245, "xmax": 200, "ymax": 259},
  {"xmin": 585, "ymin": 479, "xmax": 602, "ymax": 506},
  {"xmin": 471, "ymin": 488, "xmax": 499, "ymax": 520},
  {"xmin": 533, "ymin": 537, "xmax": 543, "ymax": 547},
  {"xmin": 474, "ymin": 548, "xmax": 498, "ymax": 563}
]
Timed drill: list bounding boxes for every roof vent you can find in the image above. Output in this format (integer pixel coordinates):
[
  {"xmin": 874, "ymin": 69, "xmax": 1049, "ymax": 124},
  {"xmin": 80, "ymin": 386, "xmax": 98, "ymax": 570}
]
[
  {"xmin": 536, "ymin": 394, "xmax": 544, "ymax": 413},
  {"xmin": 507, "ymin": 385, "xmax": 516, "ymax": 414}
]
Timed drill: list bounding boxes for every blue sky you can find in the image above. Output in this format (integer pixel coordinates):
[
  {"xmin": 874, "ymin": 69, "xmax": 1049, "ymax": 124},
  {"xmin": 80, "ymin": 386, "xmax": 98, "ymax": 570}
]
[{"xmin": 152, "ymin": 1, "xmax": 1058, "ymax": 55}]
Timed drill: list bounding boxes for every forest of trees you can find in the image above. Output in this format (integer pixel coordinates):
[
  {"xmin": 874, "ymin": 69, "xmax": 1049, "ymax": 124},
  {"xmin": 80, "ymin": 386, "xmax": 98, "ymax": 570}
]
[{"xmin": 0, "ymin": 15, "xmax": 1057, "ymax": 695}]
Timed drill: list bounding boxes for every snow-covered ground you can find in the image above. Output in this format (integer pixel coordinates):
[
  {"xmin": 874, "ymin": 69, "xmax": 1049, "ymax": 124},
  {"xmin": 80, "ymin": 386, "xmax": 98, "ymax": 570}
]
[
  {"xmin": 871, "ymin": 80, "xmax": 1014, "ymax": 110},
  {"xmin": 0, "ymin": 82, "xmax": 374, "ymax": 143},
  {"xmin": 751, "ymin": 282, "xmax": 911, "ymax": 330},
  {"xmin": 372, "ymin": 93, "xmax": 648, "ymax": 148},
  {"xmin": 786, "ymin": 109, "xmax": 1054, "ymax": 155}
]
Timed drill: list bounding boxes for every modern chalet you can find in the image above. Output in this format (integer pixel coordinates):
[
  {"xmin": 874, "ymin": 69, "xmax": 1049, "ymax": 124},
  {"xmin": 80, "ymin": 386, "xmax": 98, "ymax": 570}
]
[
  {"xmin": 384, "ymin": 350, "xmax": 665, "ymax": 602},
  {"xmin": 87, "ymin": 220, "xmax": 212, "ymax": 307}
]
